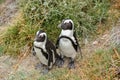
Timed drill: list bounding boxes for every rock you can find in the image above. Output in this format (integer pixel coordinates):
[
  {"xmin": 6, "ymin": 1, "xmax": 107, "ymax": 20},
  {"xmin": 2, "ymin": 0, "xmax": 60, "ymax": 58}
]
[
  {"xmin": 101, "ymin": 34, "xmax": 108, "ymax": 40},
  {"xmin": 92, "ymin": 41, "xmax": 99, "ymax": 45}
]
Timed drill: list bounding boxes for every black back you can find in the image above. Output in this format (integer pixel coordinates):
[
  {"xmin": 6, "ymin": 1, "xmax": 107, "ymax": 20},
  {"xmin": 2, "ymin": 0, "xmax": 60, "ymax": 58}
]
[{"xmin": 46, "ymin": 39, "xmax": 59, "ymax": 58}]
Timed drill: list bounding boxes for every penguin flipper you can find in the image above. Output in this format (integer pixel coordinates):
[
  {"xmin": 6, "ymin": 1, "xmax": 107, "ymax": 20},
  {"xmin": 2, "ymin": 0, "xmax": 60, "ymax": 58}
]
[
  {"xmin": 32, "ymin": 47, "xmax": 36, "ymax": 56},
  {"xmin": 73, "ymin": 30, "xmax": 83, "ymax": 58},
  {"xmin": 56, "ymin": 37, "xmax": 60, "ymax": 49}
]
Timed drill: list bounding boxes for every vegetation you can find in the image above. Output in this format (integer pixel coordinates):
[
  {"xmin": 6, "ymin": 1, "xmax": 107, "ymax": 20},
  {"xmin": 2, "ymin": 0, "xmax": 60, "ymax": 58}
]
[
  {"xmin": 7, "ymin": 47, "xmax": 120, "ymax": 80},
  {"xmin": 0, "ymin": 0, "xmax": 5, "ymax": 4},
  {"xmin": 0, "ymin": 0, "xmax": 120, "ymax": 80},
  {"xmin": 1, "ymin": 0, "xmax": 113, "ymax": 55},
  {"xmin": 21, "ymin": 0, "xmax": 110, "ymax": 38}
]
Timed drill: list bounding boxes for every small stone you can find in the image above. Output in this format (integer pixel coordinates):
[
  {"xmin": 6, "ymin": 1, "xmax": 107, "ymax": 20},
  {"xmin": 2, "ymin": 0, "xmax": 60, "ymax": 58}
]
[
  {"xmin": 93, "ymin": 41, "xmax": 98, "ymax": 45},
  {"xmin": 101, "ymin": 34, "xmax": 108, "ymax": 39}
]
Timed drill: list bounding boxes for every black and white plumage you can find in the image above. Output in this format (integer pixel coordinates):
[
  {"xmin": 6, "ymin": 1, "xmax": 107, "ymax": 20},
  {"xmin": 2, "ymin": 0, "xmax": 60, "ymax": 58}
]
[
  {"xmin": 32, "ymin": 30, "xmax": 60, "ymax": 74},
  {"xmin": 56, "ymin": 19, "xmax": 81, "ymax": 69}
]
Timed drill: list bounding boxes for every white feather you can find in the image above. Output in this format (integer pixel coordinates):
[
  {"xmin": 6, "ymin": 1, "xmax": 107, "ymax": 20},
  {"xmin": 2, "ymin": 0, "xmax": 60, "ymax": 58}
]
[
  {"xmin": 34, "ymin": 41, "xmax": 48, "ymax": 65},
  {"xmin": 59, "ymin": 30, "xmax": 77, "ymax": 59},
  {"xmin": 39, "ymin": 33, "xmax": 47, "ymax": 37},
  {"xmin": 60, "ymin": 30, "xmax": 73, "ymax": 37},
  {"xmin": 34, "ymin": 41, "xmax": 47, "ymax": 52},
  {"xmin": 59, "ymin": 38, "xmax": 77, "ymax": 59},
  {"xmin": 34, "ymin": 47, "xmax": 48, "ymax": 65},
  {"xmin": 63, "ymin": 19, "xmax": 74, "ymax": 29}
]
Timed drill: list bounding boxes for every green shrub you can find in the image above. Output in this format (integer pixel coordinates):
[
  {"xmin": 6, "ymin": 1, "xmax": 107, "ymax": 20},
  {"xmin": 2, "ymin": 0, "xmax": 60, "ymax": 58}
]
[
  {"xmin": 2, "ymin": 0, "xmax": 111, "ymax": 55},
  {"xmin": 0, "ymin": 0, "xmax": 4, "ymax": 4},
  {"xmin": 2, "ymin": 21, "xmax": 40, "ymax": 56},
  {"xmin": 0, "ymin": 45, "xmax": 4, "ymax": 56},
  {"xmin": 21, "ymin": 0, "xmax": 110, "ymax": 40}
]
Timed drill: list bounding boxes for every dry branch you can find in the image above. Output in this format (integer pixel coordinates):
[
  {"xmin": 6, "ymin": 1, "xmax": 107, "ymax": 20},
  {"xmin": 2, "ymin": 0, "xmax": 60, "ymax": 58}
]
[
  {"xmin": 113, "ymin": 48, "xmax": 120, "ymax": 59},
  {"xmin": 13, "ymin": 45, "xmax": 30, "ymax": 71}
]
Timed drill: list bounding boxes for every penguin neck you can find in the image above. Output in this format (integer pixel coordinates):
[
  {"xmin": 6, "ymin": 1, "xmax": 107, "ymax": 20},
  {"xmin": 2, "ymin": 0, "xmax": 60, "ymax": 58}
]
[
  {"xmin": 60, "ymin": 30, "xmax": 73, "ymax": 37},
  {"xmin": 34, "ymin": 39, "xmax": 47, "ymax": 48}
]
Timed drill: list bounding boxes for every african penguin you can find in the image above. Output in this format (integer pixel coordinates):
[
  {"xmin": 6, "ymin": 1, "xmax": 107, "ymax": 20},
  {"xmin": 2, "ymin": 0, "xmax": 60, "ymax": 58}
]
[
  {"xmin": 56, "ymin": 19, "xmax": 82, "ymax": 69},
  {"xmin": 32, "ymin": 30, "xmax": 61, "ymax": 74}
]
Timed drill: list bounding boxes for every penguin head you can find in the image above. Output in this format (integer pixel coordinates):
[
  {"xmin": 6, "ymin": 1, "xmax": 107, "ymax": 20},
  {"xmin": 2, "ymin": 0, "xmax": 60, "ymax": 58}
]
[
  {"xmin": 35, "ymin": 30, "xmax": 47, "ymax": 42},
  {"xmin": 58, "ymin": 19, "xmax": 74, "ymax": 30}
]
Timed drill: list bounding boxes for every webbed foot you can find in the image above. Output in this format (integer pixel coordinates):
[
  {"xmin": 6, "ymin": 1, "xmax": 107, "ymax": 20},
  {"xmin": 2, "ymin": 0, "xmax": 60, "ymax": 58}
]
[
  {"xmin": 55, "ymin": 58, "xmax": 64, "ymax": 68},
  {"xmin": 68, "ymin": 58, "xmax": 75, "ymax": 69},
  {"xmin": 35, "ymin": 63, "xmax": 43, "ymax": 70},
  {"xmin": 41, "ymin": 68, "xmax": 49, "ymax": 75}
]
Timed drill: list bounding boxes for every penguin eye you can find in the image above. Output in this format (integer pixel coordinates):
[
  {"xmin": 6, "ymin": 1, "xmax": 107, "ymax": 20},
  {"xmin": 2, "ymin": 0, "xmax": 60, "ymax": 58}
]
[
  {"xmin": 36, "ymin": 34, "xmax": 45, "ymax": 42},
  {"xmin": 38, "ymin": 35, "xmax": 43, "ymax": 38}
]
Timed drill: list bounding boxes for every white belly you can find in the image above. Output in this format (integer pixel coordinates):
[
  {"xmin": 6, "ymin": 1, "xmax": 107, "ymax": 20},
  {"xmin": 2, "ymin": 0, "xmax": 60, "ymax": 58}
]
[
  {"xmin": 34, "ymin": 48, "xmax": 48, "ymax": 65},
  {"xmin": 59, "ymin": 38, "xmax": 77, "ymax": 59}
]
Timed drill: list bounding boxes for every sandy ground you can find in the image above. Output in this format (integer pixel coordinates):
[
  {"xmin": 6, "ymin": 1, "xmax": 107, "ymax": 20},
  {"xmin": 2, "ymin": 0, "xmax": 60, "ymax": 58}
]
[
  {"xmin": 0, "ymin": 0, "xmax": 18, "ymax": 26},
  {"xmin": 0, "ymin": 0, "xmax": 120, "ymax": 80}
]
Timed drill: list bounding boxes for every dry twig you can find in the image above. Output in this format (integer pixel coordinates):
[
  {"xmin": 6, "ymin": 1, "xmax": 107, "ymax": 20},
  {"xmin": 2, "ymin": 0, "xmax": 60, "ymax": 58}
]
[{"xmin": 12, "ymin": 45, "xmax": 30, "ymax": 71}]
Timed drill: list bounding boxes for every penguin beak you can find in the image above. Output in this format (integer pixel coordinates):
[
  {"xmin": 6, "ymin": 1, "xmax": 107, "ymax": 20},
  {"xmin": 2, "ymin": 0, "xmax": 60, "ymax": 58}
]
[
  {"xmin": 34, "ymin": 35, "xmax": 38, "ymax": 41},
  {"xmin": 34, "ymin": 38, "xmax": 37, "ymax": 41},
  {"xmin": 57, "ymin": 23, "xmax": 61, "ymax": 28}
]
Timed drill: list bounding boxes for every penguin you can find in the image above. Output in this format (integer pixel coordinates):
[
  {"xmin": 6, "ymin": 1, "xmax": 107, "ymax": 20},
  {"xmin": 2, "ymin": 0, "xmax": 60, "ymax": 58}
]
[
  {"xmin": 32, "ymin": 30, "xmax": 61, "ymax": 74},
  {"xmin": 56, "ymin": 19, "xmax": 82, "ymax": 69}
]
